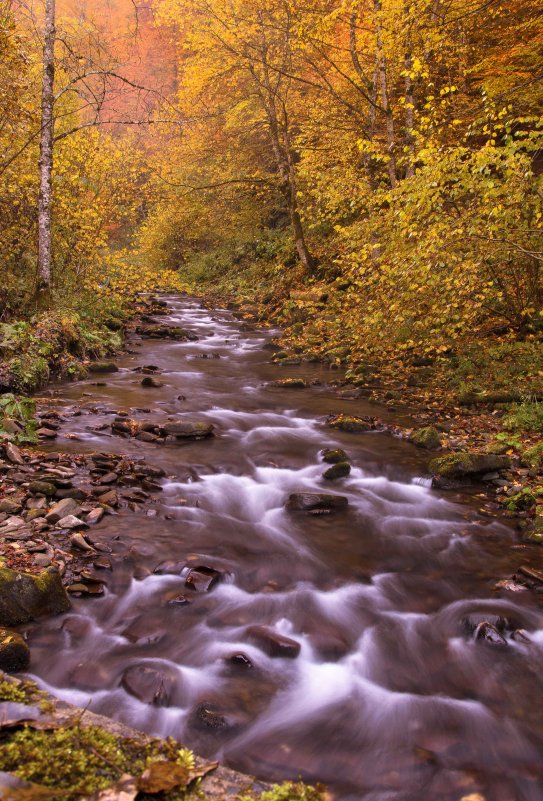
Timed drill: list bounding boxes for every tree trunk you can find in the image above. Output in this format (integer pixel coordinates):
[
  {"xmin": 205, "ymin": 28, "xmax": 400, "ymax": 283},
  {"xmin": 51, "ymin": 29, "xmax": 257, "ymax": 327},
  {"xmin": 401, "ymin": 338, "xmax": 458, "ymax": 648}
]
[
  {"xmin": 37, "ymin": 0, "xmax": 55, "ymax": 291},
  {"xmin": 374, "ymin": 0, "xmax": 397, "ymax": 189}
]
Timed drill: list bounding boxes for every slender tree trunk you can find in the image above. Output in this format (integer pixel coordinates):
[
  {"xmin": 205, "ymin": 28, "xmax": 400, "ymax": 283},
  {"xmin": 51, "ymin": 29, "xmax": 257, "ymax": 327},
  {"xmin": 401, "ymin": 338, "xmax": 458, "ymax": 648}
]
[
  {"xmin": 404, "ymin": 3, "xmax": 415, "ymax": 178},
  {"xmin": 37, "ymin": 0, "xmax": 55, "ymax": 291},
  {"xmin": 404, "ymin": 54, "xmax": 415, "ymax": 178},
  {"xmin": 374, "ymin": 0, "xmax": 397, "ymax": 189}
]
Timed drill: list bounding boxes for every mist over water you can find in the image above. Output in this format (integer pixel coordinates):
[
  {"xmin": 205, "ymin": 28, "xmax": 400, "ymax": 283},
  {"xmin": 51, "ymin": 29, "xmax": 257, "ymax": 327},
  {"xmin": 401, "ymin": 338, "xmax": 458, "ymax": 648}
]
[{"xmin": 24, "ymin": 297, "xmax": 543, "ymax": 800}]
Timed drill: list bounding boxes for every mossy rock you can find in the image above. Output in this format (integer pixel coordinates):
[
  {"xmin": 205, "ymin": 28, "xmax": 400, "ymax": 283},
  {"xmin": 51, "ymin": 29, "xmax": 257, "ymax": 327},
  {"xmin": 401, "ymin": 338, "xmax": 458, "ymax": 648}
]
[
  {"xmin": 271, "ymin": 378, "xmax": 308, "ymax": 389},
  {"xmin": 0, "ymin": 567, "xmax": 71, "ymax": 626},
  {"xmin": 409, "ymin": 426, "xmax": 442, "ymax": 450},
  {"xmin": 429, "ymin": 452, "xmax": 511, "ymax": 479},
  {"xmin": 88, "ymin": 361, "xmax": 119, "ymax": 374},
  {"xmin": 323, "ymin": 462, "xmax": 351, "ymax": 481},
  {"xmin": 486, "ymin": 440, "xmax": 511, "ymax": 456},
  {"xmin": 321, "ymin": 448, "xmax": 350, "ymax": 464},
  {"xmin": 0, "ymin": 628, "xmax": 30, "ymax": 672},
  {"xmin": 327, "ymin": 415, "xmax": 377, "ymax": 433}
]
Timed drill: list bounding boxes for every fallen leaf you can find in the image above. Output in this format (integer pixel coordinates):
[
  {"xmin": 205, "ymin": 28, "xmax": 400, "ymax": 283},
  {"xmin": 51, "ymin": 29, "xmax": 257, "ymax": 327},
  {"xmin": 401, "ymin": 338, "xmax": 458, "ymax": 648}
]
[
  {"xmin": 84, "ymin": 775, "xmax": 137, "ymax": 801},
  {"xmin": 137, "ymin": 760, "xmax": 218, "ymax": 793},
  {"xmin": 0, "ymin": 772, "xmax": 59, "ymax": 800}
]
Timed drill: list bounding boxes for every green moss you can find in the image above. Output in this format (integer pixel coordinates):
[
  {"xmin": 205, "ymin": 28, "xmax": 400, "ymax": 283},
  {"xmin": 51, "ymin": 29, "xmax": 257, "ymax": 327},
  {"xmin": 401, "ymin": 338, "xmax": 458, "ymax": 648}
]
[
  {"xmin": 522, "ymin": 442, "xmax": 543, "ymax": 469},
  {"xmin": 323, "ymin": 461, "xmax": 351, "ymax": 480},
  {"xmin": 429, "ymin": 451, "xmax": 511, "ymax": 478},
  {"xmin": 504, "ymin": 401, "xmax": 543, "ymax": 434},
  {"xmin": 0, "ymin": 677, "xmax": 31, "ymax": 704},
  {"xmin": 0, "ymin": 724, "xmax": 198, "ymax": 801},
  {"xmin": 240, "ymin": 782, "xmax": 325, "ymax": 801},
  {"xmin": 409, "ymin": 426, "xmax": 442, "ymax": 450}
]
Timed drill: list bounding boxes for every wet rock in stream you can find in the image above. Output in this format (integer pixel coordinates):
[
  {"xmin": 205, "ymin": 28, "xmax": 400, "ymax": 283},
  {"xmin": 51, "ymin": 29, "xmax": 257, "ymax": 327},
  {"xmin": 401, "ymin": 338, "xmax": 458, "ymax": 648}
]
[
  {"xmin": 286, "ymin": 492, "xmax": 349, "ymax": 514},
  {"xmin": 121, "ymin": 665, "xmax": 175, "ymax": 705},
  {"xmin": 134, "ymin": 324, "xmax": 198, "ymax": 341},
  {"xmin": 0, "ymin": 628, "xmax": 30, "ymax": 672},
  {"xmin": 0, "ymin": 567, "xmax": 70, "ymax": 626},
  {"xmin": 246, "ymin": 626, "xmax": 301, "ymax": 659}
]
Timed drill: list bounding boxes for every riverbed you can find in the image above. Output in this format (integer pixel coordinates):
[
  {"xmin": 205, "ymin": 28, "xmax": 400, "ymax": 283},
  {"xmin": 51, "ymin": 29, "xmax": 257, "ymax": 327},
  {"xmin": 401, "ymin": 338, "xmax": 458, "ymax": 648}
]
[{"xmin": 23, "ymin": 296, "xmax": 543, "ymax": 801}]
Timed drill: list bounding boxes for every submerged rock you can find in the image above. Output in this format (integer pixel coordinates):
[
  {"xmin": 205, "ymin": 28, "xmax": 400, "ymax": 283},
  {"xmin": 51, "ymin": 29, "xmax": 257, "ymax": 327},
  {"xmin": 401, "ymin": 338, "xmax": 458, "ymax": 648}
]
[
  {"xmin": 430, "ymin": 452, "xmax": 511, "ymax": 480},
  {"xmin": 246, "ymin": 626, "xmax": 301, "ymax": 659},
  {"xmin": 409, "ymin": 426, "xmax": 442, "ymax": 450},
  {"xmin": 135, "ymin": 324, "xmax": 198, "ymax": 341},
  {"xmin": 0, "ymin": 567, "xmax": 70, "ymax": 626},
  {"xmin": 0, "ymin": 628, "xmax": 30, "ymax": 672},
  {"xmin": 121, "ymin": 665, "xmax": 175, "ymax": 705},
  {"xmin": 285, "ymin": 493, "xmax": 348, "ymax": 514}
]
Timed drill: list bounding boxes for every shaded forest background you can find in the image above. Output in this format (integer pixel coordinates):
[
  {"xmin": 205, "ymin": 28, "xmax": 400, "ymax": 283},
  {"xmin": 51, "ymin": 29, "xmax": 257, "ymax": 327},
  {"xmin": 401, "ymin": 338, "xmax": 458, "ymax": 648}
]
[{"xmin": 1, "ymin": 0, "xmax": 543, "ymax": 406}]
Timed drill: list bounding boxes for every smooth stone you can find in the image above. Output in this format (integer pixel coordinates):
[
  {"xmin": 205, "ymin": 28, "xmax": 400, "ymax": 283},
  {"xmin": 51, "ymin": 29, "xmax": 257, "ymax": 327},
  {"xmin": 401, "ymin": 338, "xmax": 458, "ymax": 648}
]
[
  {"xmin": 246, "ymin": 626, "xmax": 301, "ymax": 659},
  {"xmin": 0, "ymin": 567, "xmax": 70, "ymax": 626},
  {"xmin": 0, "ymin": 628, "xmax": 30, "ymax": 672},
  {"xmin": 141, "ymin": 376, "xmax": 164, "ymax": 388},
  {"xmin": 88, "ymin": 361, "xmax": 119, "ymax": 374},
  {"xmin": 285, "ymin": 493, "xmax": 348, "ymax": 514},
  {"xmin": 57, "ymin": 515, "xmax": 88, "ymax": 529},
  {"xmin": 162, "ymin": 421, "xmax": 215, "ymax": 439},
  {"xmin": 121, "ymin": 665, "xmax": 175, "ymax": 705},
  {"xmin": 46, "ymin": 498, "xmax": 82, "ymax": 523},
  {"xmin": 86, "ymin": 508, "xmax": 105, "ymax": 525},
  {"xmin": 4, "ymin": 442, "xmax": 24, "ymax": 465}
]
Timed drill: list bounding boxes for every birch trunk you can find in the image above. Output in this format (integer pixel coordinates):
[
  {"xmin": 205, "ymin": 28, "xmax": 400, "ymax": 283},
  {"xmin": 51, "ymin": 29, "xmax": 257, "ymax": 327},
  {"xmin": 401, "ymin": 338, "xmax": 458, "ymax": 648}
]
[
  {"xmin": 374, "ymin": 0, "xmax": 398, "ymax": 189},
  {"xmin": 37, "ymin": 0, "xmax": 55, "ymax": 290}
]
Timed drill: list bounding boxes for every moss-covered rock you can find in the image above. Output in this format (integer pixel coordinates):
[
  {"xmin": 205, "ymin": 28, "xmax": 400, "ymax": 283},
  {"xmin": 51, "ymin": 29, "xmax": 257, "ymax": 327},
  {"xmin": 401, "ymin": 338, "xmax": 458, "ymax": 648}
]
[
  {"xmin": 88, "ymin": 361, "xmax": 119, "ymax": 374},
  {"xmin": 321, "ymin": 448, "xmax": 350, "ymax": 464},
  {"xmin": 409, "ymin": 426, "xmax": 442, "ymax": 450},
  {"xmin": 323, "ymin": 462, "xmax": 351, "ymax": 481},
  {"xmin": 327, "ymin": 414, "xmax": 379, "ymax": 433},
  {"xmin": 271, "ymin": 378, "xmax": 308, "ymax": 388},
  {"xmin": 0, "ymin": 567, "xmax": 71, "ymax": 626},
  {"xmin": 0, "ymin": 628, "xmax": 30, "ymax": 672},
  {"xmin": 429, "ymin": 451, "xmax": 511, "ymax": 479}
]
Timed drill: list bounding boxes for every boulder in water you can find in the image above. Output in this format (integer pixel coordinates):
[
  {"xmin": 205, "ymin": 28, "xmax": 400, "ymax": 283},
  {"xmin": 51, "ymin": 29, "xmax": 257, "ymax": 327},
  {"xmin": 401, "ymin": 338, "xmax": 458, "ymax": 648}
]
[
  {"xmin": 246, "ymin": 626, "xmax": 301, "ymax": 659},
  {"xmin": 45, "ymin": 497, "xmax": 82, "ymax": 523},
  {"xmin": 326, "ymin": 414, "xmax": 381, "ymax": 433},
  {"xmin": 0, "ymin": 628, "xmax": 30, "ymax": 672},
  {"xmin": 409, "ymin": 426, "xmax": 442, "ymax": 450},
  {"xmin": 141, "ymin": 376, "xmax": 164, "ymax": 388},
  {"xmin": 88, "ymin": 361, "xmax": 119, "ymax": 374},
  {"xmin": 0, "ymin": 567, "xmax": 70, "ymax": 626},
  {"xmin": 323, "ymin": 462, "xmax": 351, "ymax": 481},
  {"xmin": 285, "ymin": 493, "xmax": 348, "ymax": 514},
  {"xmin": 430, "ymin": 452, "xmax": 511, "ymax": 480},
  {"xmin": 161, "ymin": 421, "xmax": 215, "ymax": 439},
  {"xmin": 321, "ymin": 448, "xmax": 350, "ymax": 464},
  {"xmin": 121, "ymin": 665, "xmax": 175, "ymax": 705}
]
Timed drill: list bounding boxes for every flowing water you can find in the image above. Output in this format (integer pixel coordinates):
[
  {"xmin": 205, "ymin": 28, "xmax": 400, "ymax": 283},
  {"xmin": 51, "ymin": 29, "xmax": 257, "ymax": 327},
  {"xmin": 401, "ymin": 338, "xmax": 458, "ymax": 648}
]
[{"xmin": 24, "ymin": 296, "xmax": 543, "ymax": 800}]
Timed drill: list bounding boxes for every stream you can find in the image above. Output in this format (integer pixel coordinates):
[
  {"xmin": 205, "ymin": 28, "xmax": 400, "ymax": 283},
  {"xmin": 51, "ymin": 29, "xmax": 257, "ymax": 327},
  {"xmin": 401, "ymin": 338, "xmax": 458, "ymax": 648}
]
[{"xmin": 23, "ymin": 296, "xmax": 543, "ymax": 801}]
